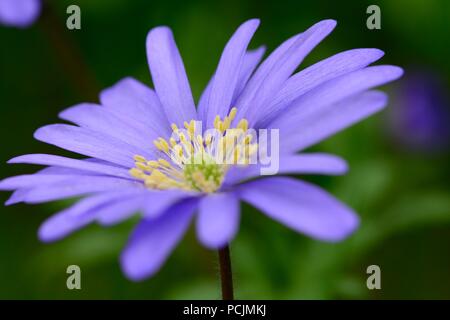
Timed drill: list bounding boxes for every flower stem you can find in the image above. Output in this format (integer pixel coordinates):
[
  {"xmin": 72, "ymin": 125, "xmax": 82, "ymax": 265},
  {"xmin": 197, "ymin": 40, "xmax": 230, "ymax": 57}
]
[
  {"xmin": 39, "ymin": 0, "xmax": 99, "ymax": 100},
  {"xmin": 218, "ymin": 245, "xmax": 234, "ymax": 300}
]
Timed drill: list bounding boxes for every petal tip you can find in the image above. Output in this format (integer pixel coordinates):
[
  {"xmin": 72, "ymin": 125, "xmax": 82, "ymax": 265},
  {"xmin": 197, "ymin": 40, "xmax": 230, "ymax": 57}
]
[
  {"xmin": 328, "ymin": 210, "xmax": 360, "ymax": 242},
  {"xmin": 120, "ymin": 252, "xmax": 157, "ymax": 282},
  {"xmin": 393, "ymin": 66, "xmax": 405, "ymax": 78},
  {"xmin": 320, "ymin": 19, "xmax": 337, "ymax": 29},
  {"xmin": 334, "ymin": 214, "xmax": 360, "ymax": 242},
  {"xmin": 33, "ymin": 125, "xmax": 51, "ymax": 141},
  {"xmin": 254, "ymin": 45, "xmax": 267, "ymax": 55},
  {"xmin": 58, "ymin": 109, "xmax": 70, "ymax": 121},
  {"xmin": 37, "ymin": 224, "xmax": 57, "ymax": 243},
  {"xmin": 372, "ymin": 48, "xmax": 385, "ymax": 58},
  {"xmin": 355, "ymin": 48, "xmax": 384, "ymax": 60},
  {"xmin": 197, "ymin": 231, "xmax": 228, "ymax": 250},
  {"xmin": 337, "ymin": 158, "xmax": 350, "ymax": 174},
  {"xmin": 380, "ymin": 65, "xmax": 404, "ymax": 79},
  {"xmin": 146, "ymin": 25, "xmax": 172, "ymax": 42},
  {"xmin": 244, "ymin": 18, "xmax": 261, "ymax": 28},
  {"xmin": 0, "ymin": 179, "xmax": 11, "ymax": 191},
  {"xmin": 5, "ymin": 198, "xmax": 18, "ymax": 206},
  {"xmin": 7, "ymin": 157, "xmax": 20, "ymax": 164}
]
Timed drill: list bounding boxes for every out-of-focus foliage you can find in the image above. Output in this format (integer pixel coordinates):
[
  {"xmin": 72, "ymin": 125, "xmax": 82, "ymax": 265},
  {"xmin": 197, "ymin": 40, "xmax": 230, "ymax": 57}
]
[{"xmin": 0, "ymin": 0, "xmax": 449, "ymax": 299}]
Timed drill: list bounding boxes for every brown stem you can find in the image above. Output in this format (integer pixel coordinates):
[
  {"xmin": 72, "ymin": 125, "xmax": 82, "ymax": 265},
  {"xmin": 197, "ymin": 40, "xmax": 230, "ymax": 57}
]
[
  {"xmin": 39, "ymin": 0, "xmax": 99, "ymax": 100},
  {"xmin": 218, "ymin": 245, "xmax": 234, "ymax": 300}
]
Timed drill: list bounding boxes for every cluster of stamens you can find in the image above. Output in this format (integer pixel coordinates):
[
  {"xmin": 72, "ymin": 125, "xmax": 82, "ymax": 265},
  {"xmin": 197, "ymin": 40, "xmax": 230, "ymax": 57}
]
[{"xmin": 129, "ymin": 108, "xmax": 258, "ymax": 193}]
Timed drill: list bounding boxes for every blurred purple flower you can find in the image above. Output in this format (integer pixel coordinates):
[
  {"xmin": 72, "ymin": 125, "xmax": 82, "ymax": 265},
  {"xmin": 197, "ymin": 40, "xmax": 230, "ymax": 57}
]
[
  {"xmin": 0, "ymin": 0, "xmax": 41, "ymax": 28},
  {"xmin": 0, "ymin": 19, "xmax": 402, "ymax": 281},
  {"xmin": 389, "ymin": 70, "xmax": 450, "ymax": 152}
]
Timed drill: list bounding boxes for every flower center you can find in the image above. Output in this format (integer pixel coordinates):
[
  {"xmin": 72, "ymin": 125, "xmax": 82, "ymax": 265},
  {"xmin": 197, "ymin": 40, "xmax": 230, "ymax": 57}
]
[{"xmin": 129, "ymin": 108, "xmax": 258, "ymax": 193}]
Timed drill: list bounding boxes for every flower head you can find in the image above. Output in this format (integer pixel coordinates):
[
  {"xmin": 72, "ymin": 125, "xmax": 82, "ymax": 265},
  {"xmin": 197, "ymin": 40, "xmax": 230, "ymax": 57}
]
[
  {"xmin": 0, "ymin": 0, "xmax": 41, "ymax": 28},
  {"xmin": 389, "ymin": 69, "xmax": 450, "ymax": 152},
  {"xmin": 0, "ymin": 19, "xmax": 403, "ymax": 281}
]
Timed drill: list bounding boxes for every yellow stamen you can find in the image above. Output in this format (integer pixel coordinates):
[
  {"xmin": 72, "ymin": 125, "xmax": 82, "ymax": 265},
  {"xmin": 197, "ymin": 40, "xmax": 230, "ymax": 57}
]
[
  {"xmin": 147, "ymin": 160, "xmax": 159, "ymax": 167},
  {"xmin": 132, "ymin": 107, "xmax": 257, "ymax": 193},
  {"xmin": 133, "ymin": 155, "xmax": 147, "ymax": 163},
  {"xmin": 136, "ymin": 162, "xmax": 152, "ymax": 171},
  {"xmin": 158, "ymin": 158, "xmax": 171, "ymax": 167},
  {"xmin": 171, "ymin": 123, "xmax": 179, "ymax": 132},
  {"xmin": 129, "ymin": 168, "xmax": 145, "ymax": 179},
  {"xmin": 237, "ymin": 119, "xmax": 248, "ymax": 131},
  {"xmin": 229, "ymin": 107, "xmax": 237, "ymax": 121}
]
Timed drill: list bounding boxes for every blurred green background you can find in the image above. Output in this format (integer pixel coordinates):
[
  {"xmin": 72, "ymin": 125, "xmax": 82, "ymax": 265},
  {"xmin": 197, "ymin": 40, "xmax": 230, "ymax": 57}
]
[{"xmin": 1, "ymin": 0, "xmax": 450, "ymax": 299}]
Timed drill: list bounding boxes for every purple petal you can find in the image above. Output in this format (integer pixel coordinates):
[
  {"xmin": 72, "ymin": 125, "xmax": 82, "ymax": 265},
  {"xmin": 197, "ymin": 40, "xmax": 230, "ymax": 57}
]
[
  {"xmin": 225, "ymin": 153, "xmax": 348, "ymax": 185},
  {"xmin": 99, "ymin": 190, "xmax": 190, "ymax": 225},
  {"xmin": 38, "ymin": 190, "xmax": 142, "ymax": 242},
  {"xmin": 257, "ymin": 48, "xmax": 385, "ymax": 126},
  {"xmin": 120, "ymin": 198, "xmax": 198, "ymax": 281},
  {"xmin": 59, "ymin": 103, "xmax": 158, "ymax": 153},
  {"xmin": 198, "ymin": 46, "xmax": 266, "ymax": 122},
  {"xmin": 203, "ymin": 19, "xmax": 260, "ymax": 127},
  {"xmin": 34, "ymin": 124, "xmax": 150, "ymax": 168},
  {"xmin": 5, "ymin": 188, "xmax": 31, "ymax": 205},
  {"xmin": 232, "ymin": 46, "xmax": 266, "ymax": 104},
  {"xmin": 99, "ymin": 77, "xmax": 170, "ymax": 137},
  {"xmin": 269, "ymin": 65, "xmax": 403, "ymax": 132},
  {"xmin": 8, "ymin": 154, "xmax": 131, "ymax": 178},
  {"xmin": 94, "ymin": 197, "xmax": 144, "ymax": 226},
  {"xmin": 0, "ymin": 173, "xmax": 83, "ymax": 190},
  {"xmin": 231, "ymin": 33, "xmax": 300, "ymax": 121},
  {"xmin": 235, "ymin": 19, "xmax": 337, "ymax": 126},
  {"xmin": 274, "ymin": 90, "xmax": 389, "ymax": 153},
  {"xmin": 238, "ymin": 177, "xmax": 359, "ymax": 242},
  {"xmin": 0, "ymin": 163, "xmax": 136, "ymax": 191},
  {"xmin": 2, "ymin": 165, "xmax": 118, "ymax": 205},
  {"xmin": 21, "ymin": 176, "xmax": 141, "ymax": 204},
  {"xmin": 146, "ymin": 27, "xmax": 197, "ymax": 125},
  {"xmin": 37, "ymin": 166, "xmax": 94, "ymax": 175},
  {"xmin": 39, "ymin": 208, "xmax": 95, "ymax": 243},
  {"xmin": 197, "ymin": 192, "xmax": 240, "ymax": 249},
  {"xmin": 0, "ymin": 0, "xmax": 41, "ymax": 28}
]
